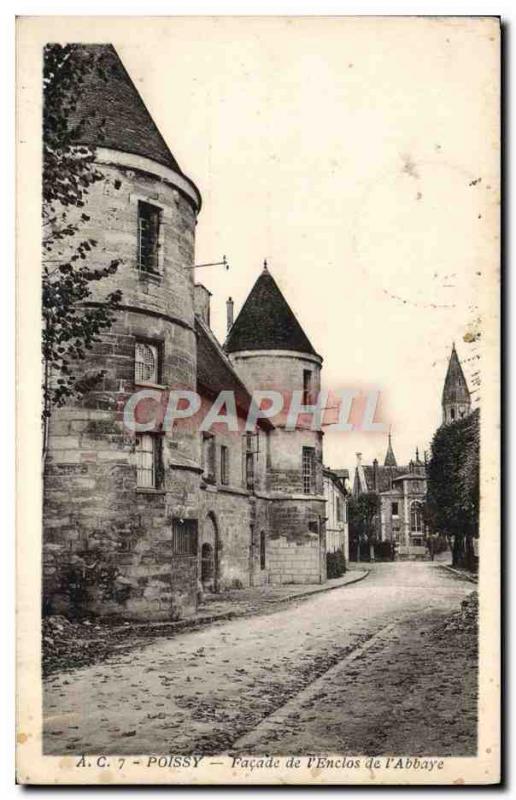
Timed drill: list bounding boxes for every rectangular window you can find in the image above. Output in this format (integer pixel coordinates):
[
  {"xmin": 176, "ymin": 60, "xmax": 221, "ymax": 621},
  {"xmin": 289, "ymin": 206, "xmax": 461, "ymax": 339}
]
[
  {"xmin": 302, "ymin": 446, "xmax": 316, "ymax": 494},
  {"xmin": 137, "ymin": 201, "xmax": 161, "ymax": 273},
  {"xmin": 203, "ymin": 434, "xmax": 216, "ymax": 483},
  {"xmin": 172, "ymin": 518, "xmax": 198, "ymax": 556},
  {"xmin": 245, "ymin": 452, "xmax": 255, "ymax": 491},
  {"xmin": 220, "ymin": 445, "xmax": 229, "ymax": 485},
  {"xmin": 336, "ymin": 497, "xmax": 343, "ymax": 522},
  {"xmin": 302, "ymin": 370, "xmax": 312, "ymax": 405},
  {"xmin": 243, "ymin": 434, "xmax": 256, "ymax": 490},
  {"xmin": 135, "ymin": 434, "xmax": 163, "ymax": 489},
  {"xmin": 135, "ymin": 341, "xmax": 160, "ymax": 384}
]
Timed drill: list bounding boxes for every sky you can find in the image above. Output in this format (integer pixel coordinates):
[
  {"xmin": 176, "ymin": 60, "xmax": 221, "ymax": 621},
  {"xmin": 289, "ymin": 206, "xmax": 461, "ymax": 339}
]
[{"xmin": 111, "ymin": 16, "xmax": 498, "ymax": 472}]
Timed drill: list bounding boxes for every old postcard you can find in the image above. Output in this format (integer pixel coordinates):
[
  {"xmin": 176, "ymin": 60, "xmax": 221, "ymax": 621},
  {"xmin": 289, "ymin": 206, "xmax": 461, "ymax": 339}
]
[{"xmin": 16, "ymin": 15, "xmax": 500, "ymax": 785}]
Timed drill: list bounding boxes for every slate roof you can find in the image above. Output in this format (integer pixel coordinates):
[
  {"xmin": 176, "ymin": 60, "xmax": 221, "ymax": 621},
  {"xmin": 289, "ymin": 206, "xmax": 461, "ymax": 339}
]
[
  {"xmin": 66, "ymin": 44, "xmax": 185, "ymax": 175},
  {"xmin": 442, "ymin": 344, "xmax": 470, "ymax": 405},
  {"xmin": 362, "ymin": 465, "xmax": 408, "ymax": 494},
  {"xmin": 224, "ymin": 265, "xmax": 319, "ymax": 357},
  {"xmin": 195, "ymin": 316, "xmax": 274, "ymax": 431}
]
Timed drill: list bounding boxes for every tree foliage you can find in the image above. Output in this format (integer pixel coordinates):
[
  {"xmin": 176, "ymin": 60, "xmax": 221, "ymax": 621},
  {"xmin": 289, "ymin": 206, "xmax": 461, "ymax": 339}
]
[
  {"xmin": 348, "ymin": 492, "xmax": 380, "ymax": 542},
  {"xmin": 424, "ymin": 409, "xmax": 480, "ymax": 567},
  {"xmin": 42, "ymin": 44, "xmax": 122, "ymax": 419}
]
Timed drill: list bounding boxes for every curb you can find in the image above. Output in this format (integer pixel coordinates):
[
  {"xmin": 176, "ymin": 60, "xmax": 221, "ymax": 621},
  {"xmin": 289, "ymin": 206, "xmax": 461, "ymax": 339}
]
[
  {"xmin": 439, "ymin": 564, "xmax": 478, "ymax": 584},
  {"xmin": 272, "ymin": 569, "xmax": 370, "ymax": 605}
]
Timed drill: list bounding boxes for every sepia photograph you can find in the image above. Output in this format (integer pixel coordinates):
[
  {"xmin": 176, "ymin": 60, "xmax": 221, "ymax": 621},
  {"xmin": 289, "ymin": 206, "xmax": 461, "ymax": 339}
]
[{"xmin": 15, "ymin": 14, "xmax": 500, "ymax": 785}]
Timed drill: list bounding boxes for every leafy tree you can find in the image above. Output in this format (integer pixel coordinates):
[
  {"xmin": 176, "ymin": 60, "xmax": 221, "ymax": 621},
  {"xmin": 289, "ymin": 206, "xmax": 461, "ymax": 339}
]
[
  {"xmin": 348, "ymin": 492, "xmax": 380, "ymax": 560},
  {"xmin": 424, "ymin": 409, "xmax": 480, "ymax": 568},
  {"xmin": 42, "ymin": 44, "xmax": 122, "ymax": 448}
]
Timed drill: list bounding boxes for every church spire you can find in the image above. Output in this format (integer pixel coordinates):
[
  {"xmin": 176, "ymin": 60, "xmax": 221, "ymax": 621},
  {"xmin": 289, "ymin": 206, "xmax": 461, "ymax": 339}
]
[
  {"xmin": 442, "ymin": 343, "xmax": 471, "ymax": 425},
  {"xmin": 384, "ymin": 430, "xmax": 397, "ymax": 467}
]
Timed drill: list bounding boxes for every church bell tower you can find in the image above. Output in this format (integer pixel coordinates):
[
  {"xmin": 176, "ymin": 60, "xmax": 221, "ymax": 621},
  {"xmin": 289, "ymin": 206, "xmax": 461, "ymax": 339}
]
[{"xmin": 442, "ymin": 343, "xmax": 471, "ymax": 425}]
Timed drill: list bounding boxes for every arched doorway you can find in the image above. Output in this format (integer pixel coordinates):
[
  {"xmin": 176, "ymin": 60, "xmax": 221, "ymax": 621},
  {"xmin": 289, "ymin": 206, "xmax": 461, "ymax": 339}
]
[
  {"xmin": 200, "ymin": 513, "xmax": 219, "ymax": 592},
  {"xmin": 201, "ymin": 543, "xmax": 214, "ymax": 584}
]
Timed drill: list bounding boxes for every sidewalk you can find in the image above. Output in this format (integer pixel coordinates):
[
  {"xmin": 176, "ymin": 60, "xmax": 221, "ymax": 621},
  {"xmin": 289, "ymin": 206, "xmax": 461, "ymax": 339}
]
[{"xmin": 197, "ymin": 567, "xmax": 369, "ymax": 620}]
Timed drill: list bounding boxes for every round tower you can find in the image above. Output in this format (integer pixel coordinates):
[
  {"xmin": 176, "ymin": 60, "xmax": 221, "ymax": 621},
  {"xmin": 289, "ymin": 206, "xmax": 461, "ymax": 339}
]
[
  {"xmin": 225, "ymin": 263, "xmax": 326, "ymax": 585},
  {"xmin": 43, "ymin": 45, "xmax": 202, "ymax": 619}
]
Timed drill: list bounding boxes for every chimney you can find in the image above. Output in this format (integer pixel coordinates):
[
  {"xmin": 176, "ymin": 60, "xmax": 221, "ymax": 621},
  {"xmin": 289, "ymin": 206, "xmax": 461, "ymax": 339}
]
[
  {"xmin": 226, "ymin": 296, "xmax": 234, "ymax": 332},
  {"xmin": 194, "ymin": 283, "xmax": 211, "ymax": 327}
]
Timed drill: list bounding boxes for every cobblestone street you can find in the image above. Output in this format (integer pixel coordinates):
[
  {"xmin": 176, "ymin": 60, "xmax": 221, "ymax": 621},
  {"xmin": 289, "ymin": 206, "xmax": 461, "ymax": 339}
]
[{"xmin": 43, "ymin": 563, "xmax": 477, "ymax": 756}]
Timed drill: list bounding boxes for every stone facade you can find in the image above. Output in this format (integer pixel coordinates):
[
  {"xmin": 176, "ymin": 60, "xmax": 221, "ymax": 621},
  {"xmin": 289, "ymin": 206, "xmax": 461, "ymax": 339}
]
[
  {"xmin": 352, "ymin": 439, "xmax": 428, "ymax": 560},
  {"xmin": 323, "ymin": 468, "xmax": 349, "ymax": 560},
  {"xmin": 42, "ymin": 45, "xmax": 328, "ymax": 621}
]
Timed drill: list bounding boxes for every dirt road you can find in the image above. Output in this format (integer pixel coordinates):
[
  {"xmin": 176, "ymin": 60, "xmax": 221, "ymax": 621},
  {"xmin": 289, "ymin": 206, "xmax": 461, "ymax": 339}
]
[{"xmin": 43, "ymin": 562, "xmax": 476, "ymax": 756}]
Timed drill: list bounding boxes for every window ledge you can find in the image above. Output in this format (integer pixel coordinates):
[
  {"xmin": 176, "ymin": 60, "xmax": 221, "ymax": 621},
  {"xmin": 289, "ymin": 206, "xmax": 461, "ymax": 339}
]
[
  {"xmin": 134, "ymin": 381, "xmax": 168, "ymax": 391},
  {"xmin": 136, "ymin": 487, "xmax": 166, "ymax": 495},
  {"xmin": 137, "ymin": 270, "xmax": 162, "ymax": 284}
]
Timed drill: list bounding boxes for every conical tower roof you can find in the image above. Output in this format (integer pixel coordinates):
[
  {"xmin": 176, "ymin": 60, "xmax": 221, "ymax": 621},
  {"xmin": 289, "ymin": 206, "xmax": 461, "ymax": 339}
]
[
  {"xmin": 442, "ymin": 344, "xmax": 470, "ymax": 405},
  {"xmin": 65, "ymin": 44, "xmax": 184, "ymax": 174},
  {"xmin": 384, "ymin": 432, "xmax": 397, "ymax": 467},
  {"xmin": 225, "ymin": 263, "xmax": 319, "ymax": 357}
]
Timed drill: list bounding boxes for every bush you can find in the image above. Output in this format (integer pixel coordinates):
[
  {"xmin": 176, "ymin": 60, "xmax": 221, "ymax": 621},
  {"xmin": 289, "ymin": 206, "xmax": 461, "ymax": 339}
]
[
  {"xmin": 327, "ymin": 549, "xmax": 346, "ymax": 578},
  {"xmin": 374, "ymin": 540, "xmax": 394, "ymax": 561}
]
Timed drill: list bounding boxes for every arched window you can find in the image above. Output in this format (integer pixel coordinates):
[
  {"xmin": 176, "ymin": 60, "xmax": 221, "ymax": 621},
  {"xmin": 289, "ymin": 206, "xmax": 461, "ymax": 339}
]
[{"xmin": 410, "ymin": 501, "xmax": 423, "ymax": 533}]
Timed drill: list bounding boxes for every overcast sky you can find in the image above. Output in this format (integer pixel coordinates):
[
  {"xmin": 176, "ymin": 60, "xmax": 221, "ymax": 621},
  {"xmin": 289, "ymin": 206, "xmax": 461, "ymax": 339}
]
[{"xmin": 113, "ymin": 16, "xmax": 498, "ymax": 471}]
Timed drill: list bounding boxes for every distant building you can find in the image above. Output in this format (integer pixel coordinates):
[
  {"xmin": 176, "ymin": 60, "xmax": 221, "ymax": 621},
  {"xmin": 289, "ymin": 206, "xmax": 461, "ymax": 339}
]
[
  {"xmin": 323, "ymin": 468, "xmax": 349, "ymax": 561},
  {"xmin": 353, "ymin": 435, "xmax": 427, "ymax": 559}
]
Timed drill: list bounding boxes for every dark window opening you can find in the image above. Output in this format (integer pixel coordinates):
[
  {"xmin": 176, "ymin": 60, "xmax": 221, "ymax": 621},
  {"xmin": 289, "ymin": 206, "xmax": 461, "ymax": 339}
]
[
  {"xmin": 391, "ymin": 501, "xmax": 399, "ymax": 516},
  {"xmin": 260, "ymin": 531, "xmax": 266, "ymax": 570},
  {"xmin": 220, "ymin": 445, "xmax": 229, "ymax": 485},
  {"xmin": 450, "ymin": 407, "xmax": 456, "ymax": 421},
  {"xmin": 203, "ymin": 434, "xmax": 216, "ymax": 483},
  {"xmin": 172, "ymin": 518, "xmax": 198, "ymax": 555},
  {"xmin": 303, "ymin": 370, "xmax": 312, "ymax": 405},
  {"xmin": 137, "ymin": 200, "xmax": 161, "ymax": 273},
  {"xmin": 302, "ymin": 446, "xmax": 316, "ymax": 494}
]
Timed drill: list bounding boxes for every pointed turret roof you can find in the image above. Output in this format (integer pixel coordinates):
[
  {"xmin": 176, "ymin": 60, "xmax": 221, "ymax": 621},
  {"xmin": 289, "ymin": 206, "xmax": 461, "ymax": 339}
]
[
  {"xmin": 224, "ymin": 263, "xmax": 319, "ymax": 356},
  {"xmin": 442, "ymin": 344, "xmax": 470, "ymax": 405},
  {"xmin": 66, "ymin": 44, "xmax": 184, "ymax": 174},
  {"xmin": 384, "ymin": 432, "xmax": 397, "ymax": 467}
]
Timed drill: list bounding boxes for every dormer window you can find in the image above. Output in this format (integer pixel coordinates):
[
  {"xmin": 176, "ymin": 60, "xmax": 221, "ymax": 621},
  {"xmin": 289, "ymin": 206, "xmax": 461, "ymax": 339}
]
[{"xmin": 137, "ymin": 201, "xmax": 161, "ymax": 273}]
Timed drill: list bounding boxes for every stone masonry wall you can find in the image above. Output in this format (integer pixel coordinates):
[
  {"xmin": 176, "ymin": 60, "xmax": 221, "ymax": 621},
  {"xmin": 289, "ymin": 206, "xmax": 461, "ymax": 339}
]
[{"xmin": 43, "ymin": 157, "xmax": 202, "ymax": 620}]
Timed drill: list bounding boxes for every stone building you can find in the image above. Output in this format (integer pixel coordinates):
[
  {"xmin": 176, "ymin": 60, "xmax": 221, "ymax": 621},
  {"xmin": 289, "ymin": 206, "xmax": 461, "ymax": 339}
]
[
  {"xmin": 225, "ymin": 264, "xmax": 327, "ymax": 587},
  {"xmin": 352, "ymin": 435, "xmax": 427, "ymax": 559},
  {"xmin": 43, "ymin": 45, "xmax": 326, "ymax": 622},
  {"xmin": 323, "ymin": 468, "xmax": 349, "ymax": 561}
]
